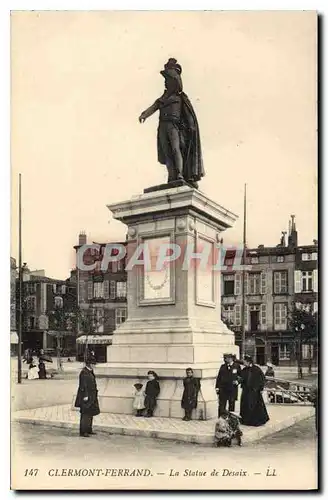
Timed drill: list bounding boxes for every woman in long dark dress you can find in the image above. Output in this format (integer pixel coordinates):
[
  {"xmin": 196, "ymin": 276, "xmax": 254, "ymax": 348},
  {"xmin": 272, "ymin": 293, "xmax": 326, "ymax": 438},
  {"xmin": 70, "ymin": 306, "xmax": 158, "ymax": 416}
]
[
  {"xmin": 144, "ymin": 371, "xmax": 160, "ymax": 417},
  {"xmin": 181, "ymin": 367, "xmax": 201, "ymax": 421},
  {"xmin": 240, "ymin": 356, "xmax": 269, "ymax": 427}
]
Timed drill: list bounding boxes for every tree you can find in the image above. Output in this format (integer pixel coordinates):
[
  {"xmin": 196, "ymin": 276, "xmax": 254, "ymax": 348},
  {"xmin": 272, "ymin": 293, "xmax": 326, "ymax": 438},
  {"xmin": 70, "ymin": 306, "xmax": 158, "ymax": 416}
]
[
  {"xmin": 289, "ymin": 303, "xmax": 318, "ymax": 379},
  {"xmin": 76, "ymin": 307, "xmax": 104, "ymax": 363}
]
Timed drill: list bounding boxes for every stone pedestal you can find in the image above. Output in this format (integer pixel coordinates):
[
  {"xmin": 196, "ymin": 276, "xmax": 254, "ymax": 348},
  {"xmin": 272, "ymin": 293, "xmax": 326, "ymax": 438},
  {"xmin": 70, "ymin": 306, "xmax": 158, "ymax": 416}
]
[{"xmin": 99, "ymin": 184, "xmax": 238, "ymax": 420}]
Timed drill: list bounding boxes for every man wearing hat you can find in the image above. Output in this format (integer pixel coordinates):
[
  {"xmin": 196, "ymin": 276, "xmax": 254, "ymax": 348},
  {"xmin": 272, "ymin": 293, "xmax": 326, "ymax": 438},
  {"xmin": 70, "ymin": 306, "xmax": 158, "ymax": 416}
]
[
  {"xmin": 139, "ymin": 58, "xmax": 204, "ymax": 188},
  {"xmin": 215, "ymin": 353, "xmax": 242, "ymax": 417},
  {"xmin": 74, "ymin": 354, "xmax": 100, "ymax": 437}
]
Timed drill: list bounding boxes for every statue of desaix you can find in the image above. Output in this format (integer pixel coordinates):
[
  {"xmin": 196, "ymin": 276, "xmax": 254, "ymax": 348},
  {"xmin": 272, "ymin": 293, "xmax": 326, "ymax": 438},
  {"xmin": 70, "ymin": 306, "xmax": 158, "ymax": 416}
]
[{"xmin": 139, "ymin": 58, "xmax": 205, "ymax": 189}]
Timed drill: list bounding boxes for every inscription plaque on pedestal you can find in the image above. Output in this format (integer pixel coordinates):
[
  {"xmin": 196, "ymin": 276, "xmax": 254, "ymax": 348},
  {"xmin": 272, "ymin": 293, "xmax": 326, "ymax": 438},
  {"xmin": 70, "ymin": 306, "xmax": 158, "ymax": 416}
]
[{"xmin": 138, "ymin": 235, "xmax": 175, "ymax": 306}]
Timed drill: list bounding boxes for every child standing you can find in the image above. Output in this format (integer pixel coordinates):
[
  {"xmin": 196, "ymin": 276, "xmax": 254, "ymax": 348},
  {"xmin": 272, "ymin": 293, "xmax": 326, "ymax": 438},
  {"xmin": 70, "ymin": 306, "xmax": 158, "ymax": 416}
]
[
  {"xmin": 133, "ymin": 383, "xmax": 145, "ymax": 417},
  {"xmin": 214, "ymin": 410, "xmax": 233, "ymax": 447},
  {"xmin": 144, "ymin": 371, "xmax": 160, "ymax": 418}
]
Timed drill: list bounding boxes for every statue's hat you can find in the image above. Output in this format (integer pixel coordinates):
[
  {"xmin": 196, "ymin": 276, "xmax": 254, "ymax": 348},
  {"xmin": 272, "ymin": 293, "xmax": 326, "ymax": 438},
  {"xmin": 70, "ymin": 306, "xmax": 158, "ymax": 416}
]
[{"xmin": 160, "ymin": 58, "xmax": 183, "ymax": 92}]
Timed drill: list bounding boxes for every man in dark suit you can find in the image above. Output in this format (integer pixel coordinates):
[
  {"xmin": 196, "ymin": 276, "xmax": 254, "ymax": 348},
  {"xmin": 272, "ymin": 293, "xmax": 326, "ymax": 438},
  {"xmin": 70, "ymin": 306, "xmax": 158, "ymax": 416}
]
[
  {"xmin": 216, "ymin": 353, "xmax": 242, "ymax": 417},
  {"xmin": 74, "ymin": 354, "xmax": 100, "ymax": 437}
]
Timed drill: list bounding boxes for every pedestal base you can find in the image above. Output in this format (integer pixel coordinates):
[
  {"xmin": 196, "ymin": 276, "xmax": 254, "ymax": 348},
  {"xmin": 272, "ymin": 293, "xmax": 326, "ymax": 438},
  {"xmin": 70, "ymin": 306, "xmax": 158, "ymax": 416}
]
[
  {"xmin": 98, "ymin": 374, "xmax": 219, "ymax": 420},
  {"xmin": 97, "ymin": 355, "xmax": 238, "ymax": 421}
]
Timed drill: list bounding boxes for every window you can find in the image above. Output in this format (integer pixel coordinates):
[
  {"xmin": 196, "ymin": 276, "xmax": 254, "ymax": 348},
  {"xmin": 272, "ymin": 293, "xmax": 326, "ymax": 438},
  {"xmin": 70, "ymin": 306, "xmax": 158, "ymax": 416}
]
[
  {"xmin": 53, "ymin": 284, "xmax": 57, "ymax": 294},
  {"xmin": 61, "ymin": 285, "xmax": 66, "ymax": 294},
  {"xmin": 260, "ymin": 304, "xmax": 267, "ymax": 327},
  {"xmin": 103, "ymin": 280, "xmax": 109, "ymax": 299},
  {"xmin": 279, "ymin": 343, "xmax": 290, "ymax": 360},
  {"xmin": 115, "ymin": 308, "xmax": 127, "ymax": 326},
  {"xmin": 235, "ymin": 274, "xmax": 241, "ymax": 295},
  {"xmin": 250, "ymin": 257, "xmax": 259, "ymax": 264},
  {"xmin": 116, "ymin": 281, "xmax": 127, "ymax": 298},
  {"xmin": 302, "ymin": 344, "xmax": 313, "ymax": 359},
  {"xmin": 223, "ymin": 305, "xmax": 235, "ymax": 325},
  {"xmin": 248, "ymin": 273, "xmax": 261, "ymax": 294},
  {"xmin": 302, "ymin": 271, "xmax": 313, "ymax": 292},
  {"xmin": 28, "ymin": 282, "xmax": 36, "ymax": 293},
  {"xmin": 29, "ymin": 317, "xmax": 36, "ymax": 329},
  {"xmin": 277, "ymin": 255, "xmax": 285, "ymax": 263},
  {"xmin": 54, "ymin": 296, "xmax": 63, "ymax": 308},
  {"xmin": 93, "ymin": 282, "xmax": 104, "ymax": 298},
  {"xmin": 274, "ymin": 271, "xmax": 288, "ymax": 294},
  {"xmin": 94, "ymin": 309, "xmax": 104, "ymax": 332},
  {"xmin": 274, "ymin": 303, "xmax": 287, "ymax": 330},
  {"xmin": 87, "ymin": 282, "xmax": 93, "ymax": 300},
  {"xmin": 313, "ymin": 301, "xmax": 318, "ymax": 313},
  {"xmin": 26, "ymin": 296, "xmax": 36, "ymax": 311},
  {"xmin": 235, "ymin": 305, "xmax": 241, "ymax": 326},
  {"xmin": 223, "ymin": 275, "xmax": 235, "ymax": 296},
  {"xmin": 110, "ymin": 281, "xmax": 116, "ymax": 299}
]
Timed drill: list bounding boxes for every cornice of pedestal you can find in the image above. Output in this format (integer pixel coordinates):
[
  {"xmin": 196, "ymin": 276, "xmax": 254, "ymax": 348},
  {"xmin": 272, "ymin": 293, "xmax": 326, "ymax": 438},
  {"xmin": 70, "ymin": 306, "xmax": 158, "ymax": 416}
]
[{"xmin": 107, "ymin": 185, "xmax": 238, "ymax": 231}]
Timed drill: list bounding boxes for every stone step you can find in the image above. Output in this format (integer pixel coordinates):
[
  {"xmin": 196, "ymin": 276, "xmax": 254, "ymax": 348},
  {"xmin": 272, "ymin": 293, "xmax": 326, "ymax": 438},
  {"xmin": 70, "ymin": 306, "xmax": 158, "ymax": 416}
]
[{"xmin": 13, "ymin": 404, "xmax": 314, "ymax": 446}]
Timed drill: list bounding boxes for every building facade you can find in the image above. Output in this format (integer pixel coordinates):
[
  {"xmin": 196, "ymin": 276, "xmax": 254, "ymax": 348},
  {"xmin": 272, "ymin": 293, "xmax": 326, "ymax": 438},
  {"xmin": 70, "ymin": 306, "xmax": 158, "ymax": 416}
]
[
  {"xmin": 221, "ymin": 217, "xmax": 318, "ymax": 367},
  {"xmin": 16, "ymin": 267, "xmax": 77, "ymax": 354},
  {"xmin": 74, "ymin": 232, "xmax": 128, "ymax": 362}
]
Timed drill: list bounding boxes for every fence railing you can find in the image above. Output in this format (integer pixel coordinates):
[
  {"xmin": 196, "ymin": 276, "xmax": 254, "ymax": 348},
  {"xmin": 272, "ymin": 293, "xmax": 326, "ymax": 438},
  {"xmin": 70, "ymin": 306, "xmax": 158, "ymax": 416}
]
[{"xmin": 263, "ymin": 377, "xmax": 314, "ymax": 406}]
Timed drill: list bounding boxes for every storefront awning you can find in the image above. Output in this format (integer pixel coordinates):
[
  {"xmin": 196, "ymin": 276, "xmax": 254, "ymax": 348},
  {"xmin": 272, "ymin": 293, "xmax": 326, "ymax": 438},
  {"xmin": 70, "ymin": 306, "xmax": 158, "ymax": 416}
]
[
  {"xmin": 10, "ymin": 332, "xmax": 18, "ymax": 344},
  {"xmin": 76, "ymin": 335, "xmax": 113, "ymax": 345}
]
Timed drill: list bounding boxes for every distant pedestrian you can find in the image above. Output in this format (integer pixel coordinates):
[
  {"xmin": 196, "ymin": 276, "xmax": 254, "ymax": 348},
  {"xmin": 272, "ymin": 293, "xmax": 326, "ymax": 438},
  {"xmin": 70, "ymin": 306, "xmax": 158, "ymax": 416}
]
[
  {"xmin": 240, "ymin": 355, "xmax": 269, "ymax": 427},
  {"xmin": 216, "ymin": 353, "xmax": 242, "ymax": 416},
  {"xmin": 309, "ymin": 385, "xmax": 318, "ymax": 434},
  {"xmin": 38, "ymin": 359, "xmax": 47, "ymax": 379},
  {"xmin": 133, "ymin": 383, "xmax": 145, "ymax": 417},
  {"xmin": 74, "ymin": 354, "xmax": 100, "ymax": 437},
  {"xmin": 265, "ymin": 362, "xmax": 275, "ymax": 379},
  {"xmin": 144, "ymin": 371, "xmax": 160, "ymax": 418},
  {"xmin": 27, "ymin": 358, "xmax": 39, "ymax": 380},
  {"xmin": 181, "ymin": 368, "xmax": 201, "ymax": 421}
]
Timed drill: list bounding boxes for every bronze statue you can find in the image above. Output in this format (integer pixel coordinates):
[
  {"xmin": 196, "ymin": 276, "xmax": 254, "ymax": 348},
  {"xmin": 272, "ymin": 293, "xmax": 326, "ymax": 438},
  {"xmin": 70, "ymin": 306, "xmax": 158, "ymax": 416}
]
[{"xmin": 139, "ymin": 58, "xmax": 205, "ymax": 188}]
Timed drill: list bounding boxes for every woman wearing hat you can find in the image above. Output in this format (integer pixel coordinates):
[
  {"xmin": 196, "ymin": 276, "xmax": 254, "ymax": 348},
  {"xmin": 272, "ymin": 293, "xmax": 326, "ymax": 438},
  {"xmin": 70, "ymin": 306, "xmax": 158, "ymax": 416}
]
[{"xmin": 240, "ymin": 355, "xmax": 269, "ymax": 427}]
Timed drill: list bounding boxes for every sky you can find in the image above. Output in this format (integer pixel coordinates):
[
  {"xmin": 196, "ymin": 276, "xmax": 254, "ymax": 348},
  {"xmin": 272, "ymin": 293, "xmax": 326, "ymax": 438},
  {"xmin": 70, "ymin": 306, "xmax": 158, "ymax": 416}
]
[{"xmin": 11, "ymin": 11, "xmax": 317, "ymax": 279}]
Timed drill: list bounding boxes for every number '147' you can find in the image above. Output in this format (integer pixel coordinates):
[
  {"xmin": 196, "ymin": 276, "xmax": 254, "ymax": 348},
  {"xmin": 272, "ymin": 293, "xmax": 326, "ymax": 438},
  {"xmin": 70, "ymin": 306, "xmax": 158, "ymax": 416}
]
[{"xmin": 24, "ymin": 469, "xmax": 39, "ymax": 477}]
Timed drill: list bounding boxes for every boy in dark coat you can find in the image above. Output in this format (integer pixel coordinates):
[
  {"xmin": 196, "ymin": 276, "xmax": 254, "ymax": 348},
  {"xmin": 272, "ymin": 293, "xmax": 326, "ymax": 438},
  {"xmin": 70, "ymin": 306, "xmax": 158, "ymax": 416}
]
[
  {"xmin": 181, "ymin": 368, "xmax": 201, "ymax": 421},
  {"xmin": 75, "ymin": 355, "xmax": 100, "ymax": 437},
  {"xmin": 216, "ymin": 353, "xmax": 242, "ymax": 416},
  {"xmin": 144, "ymin": 371, "xmax": 160, "ymax": 417}
]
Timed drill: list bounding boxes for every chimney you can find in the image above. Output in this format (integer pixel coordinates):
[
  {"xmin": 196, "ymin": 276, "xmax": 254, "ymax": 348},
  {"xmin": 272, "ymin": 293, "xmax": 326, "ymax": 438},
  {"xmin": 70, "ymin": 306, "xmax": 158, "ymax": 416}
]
[
  {"xmin": 288, "ymin": 215, "xmax": 298, "ymax": 249},
  {"xmin": 79, "ymin": 231, "xmax": 87, "ymax": 246}
]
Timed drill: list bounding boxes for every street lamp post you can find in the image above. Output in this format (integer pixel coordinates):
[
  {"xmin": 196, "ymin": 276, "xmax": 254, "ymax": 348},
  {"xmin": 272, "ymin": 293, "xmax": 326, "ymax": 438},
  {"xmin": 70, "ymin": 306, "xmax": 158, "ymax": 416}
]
[{"xmin": 296, "ymin": 323, "xmax": 305, "ymax": 379}]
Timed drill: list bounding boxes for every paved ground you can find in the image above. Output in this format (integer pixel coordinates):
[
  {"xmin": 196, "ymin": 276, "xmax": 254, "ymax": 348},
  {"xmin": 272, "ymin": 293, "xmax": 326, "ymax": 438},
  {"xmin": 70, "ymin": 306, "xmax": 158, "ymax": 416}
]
[
  {"xmin": 12, "ymin": 402, "xmax": 315, "ymax": 445},
  {"xmin": 11, "ymin": 418, "xmax": 317, "ymax": 490}
]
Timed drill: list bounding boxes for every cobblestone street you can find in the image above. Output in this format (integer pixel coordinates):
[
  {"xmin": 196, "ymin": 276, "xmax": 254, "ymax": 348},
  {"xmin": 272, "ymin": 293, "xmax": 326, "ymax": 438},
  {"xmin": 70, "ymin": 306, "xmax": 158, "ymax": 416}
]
[{"xmin": 11, "ymin": 418, "xmax": 317, "ymax": 490}]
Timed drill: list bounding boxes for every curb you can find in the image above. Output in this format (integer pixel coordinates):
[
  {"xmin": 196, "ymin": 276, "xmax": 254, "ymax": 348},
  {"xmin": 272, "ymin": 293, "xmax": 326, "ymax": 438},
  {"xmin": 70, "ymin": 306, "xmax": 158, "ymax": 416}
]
[{"xmin": 13, "ymin": 406, "xmax": 314, "ymax": 446}]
